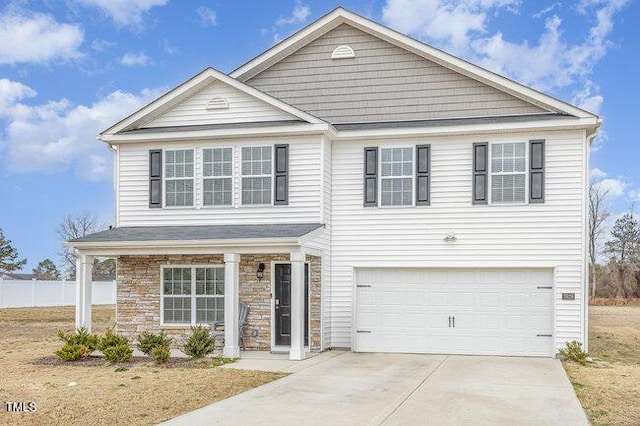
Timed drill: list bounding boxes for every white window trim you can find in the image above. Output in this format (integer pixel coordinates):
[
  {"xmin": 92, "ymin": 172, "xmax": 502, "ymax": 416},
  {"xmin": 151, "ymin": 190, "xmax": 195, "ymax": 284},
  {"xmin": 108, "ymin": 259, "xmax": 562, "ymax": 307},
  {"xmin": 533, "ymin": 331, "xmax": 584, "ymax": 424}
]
[
  {"xmin": 379, "ymin": 146, "xmax": 415, "ymax": 208},
  {"xmin": 240, "ymin": 145, "xmax": 274, "ymax": 206},
  {"xmin": 163, "ymin": 148, "xmax": 196, "ymax": 209},
  {"xmin": 160, "ymin": 264, "xmax": 225, "ymax": 327},
  {"xmin": 201, "ymin": 146, "xmax": 234, "ymax": 209},
  {"xmin": 488, "ymin": 141, "xmax": 529, "ymax": 206}
]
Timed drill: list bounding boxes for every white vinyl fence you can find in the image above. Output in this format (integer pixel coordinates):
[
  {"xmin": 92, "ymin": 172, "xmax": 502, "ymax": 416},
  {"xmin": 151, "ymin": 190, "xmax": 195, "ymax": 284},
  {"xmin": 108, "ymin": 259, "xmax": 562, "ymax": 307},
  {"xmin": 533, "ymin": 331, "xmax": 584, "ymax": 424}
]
[{"xmin": 0, "ymin": 279, "xmax": 116, "ymax": 308}]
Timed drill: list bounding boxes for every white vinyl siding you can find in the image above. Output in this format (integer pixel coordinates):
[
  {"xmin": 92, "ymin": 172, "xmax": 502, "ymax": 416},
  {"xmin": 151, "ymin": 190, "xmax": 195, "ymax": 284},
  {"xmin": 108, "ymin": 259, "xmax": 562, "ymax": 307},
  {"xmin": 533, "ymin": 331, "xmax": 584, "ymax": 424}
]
[
  {"xmin": 165, "ymin": 149, "xmax": 194, "ymax": 207},
  {"xmin": 242, "ymin": 146, "xmax": 272, "ymax": 205},
  {"xmin": 142, "ymin": 81, "xmax": 297, "ymax": 128},
  {"xmin": 162, "ymin": 266, "xmax": 224, "ymax": 325},
  {"xmin": 117, "ymin": 135, "xmax": 322, "ymax": 226},
  {"xmin": 329, "ymin": 130, "xmax": 586, "ymax": 353},
  {"xmin": 203, "ymin": 148, "xmax": 233, "ymax": 206},
  {"xmin": 380, "ymin": 147, "xmax": 413, "ymax": 206},
  {"xmin": 491, "ymin": 142, "xmax": 526, "ymax": 204}
]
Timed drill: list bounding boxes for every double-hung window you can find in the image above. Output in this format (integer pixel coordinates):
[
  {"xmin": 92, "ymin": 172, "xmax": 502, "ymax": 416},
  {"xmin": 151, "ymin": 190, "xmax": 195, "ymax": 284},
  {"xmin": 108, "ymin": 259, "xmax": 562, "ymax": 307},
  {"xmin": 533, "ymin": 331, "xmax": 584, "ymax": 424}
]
[
  {"xmin": 242, "ymin": 146, "xmax": 272, "ymax": 205},
  {"xmin": 162, "ymin": 266, "xmax": 225, "ymax": 325},
  {"xmin": 165, "ymin": 149, "xmax": 194, "ymax": 207},
  {"xmin": 203, "ymin": 148, "xmax": 233, "ymax": 206},
  {"xmin": 490, "ymin": 142, "xmax": 526, "ymax": 204},
  {"xmin": 380, "ymin": 147, "xmax": 413, "ymax": 206}
]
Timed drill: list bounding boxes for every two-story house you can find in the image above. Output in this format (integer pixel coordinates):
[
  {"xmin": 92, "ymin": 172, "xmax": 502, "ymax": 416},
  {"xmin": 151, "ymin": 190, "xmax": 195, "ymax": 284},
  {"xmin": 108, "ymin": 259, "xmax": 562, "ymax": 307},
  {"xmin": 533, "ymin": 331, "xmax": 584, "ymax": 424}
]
[{"xmin": 69, "ymin": 8, "xmax": 599, "ymax": 360}]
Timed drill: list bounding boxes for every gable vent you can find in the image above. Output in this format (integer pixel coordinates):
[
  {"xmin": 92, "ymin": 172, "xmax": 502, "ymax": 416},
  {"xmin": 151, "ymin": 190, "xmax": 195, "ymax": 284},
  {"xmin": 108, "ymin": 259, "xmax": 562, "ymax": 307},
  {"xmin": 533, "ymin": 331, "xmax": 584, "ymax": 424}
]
[
  {"xmin": 206, "ymin": 97, "xmax": 229, "ymax": 110},
  {"xmin": 331, "ymin": 45, "xmax": 355, "ymax": 59}
]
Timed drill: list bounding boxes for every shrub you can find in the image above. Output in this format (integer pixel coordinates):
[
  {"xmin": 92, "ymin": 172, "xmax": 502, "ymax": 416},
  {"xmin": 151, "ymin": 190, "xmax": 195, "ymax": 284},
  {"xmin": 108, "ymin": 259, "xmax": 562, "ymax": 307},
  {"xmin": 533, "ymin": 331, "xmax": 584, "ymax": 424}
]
[
  {"xmin": 559, "ymin": 340, "xmax": 589, "ymax": 365},
  {"xmin": 183, "ymin": 325, "xmax": 215, "ymax": 359},
  {"xmin": 98, "ymin": 328, "xmax": 129, "ymax": 352},
  {"xmin": 56, "ymin": 343, "xmax": 90, "ymax": 361},
  {"xmin": 151, "ymin": 345, "xmax": 170, "ymax": 364},
  {"xmin": 137, "ymin": 331, "xmax": 173, "ymax": 355},
  {"xmin": 57, "ymin": 326, "xmax": 99, "ymax": 352},
  {"xmin": 103, "ymin": 344, "xmax": 133, "ymax": 363}
]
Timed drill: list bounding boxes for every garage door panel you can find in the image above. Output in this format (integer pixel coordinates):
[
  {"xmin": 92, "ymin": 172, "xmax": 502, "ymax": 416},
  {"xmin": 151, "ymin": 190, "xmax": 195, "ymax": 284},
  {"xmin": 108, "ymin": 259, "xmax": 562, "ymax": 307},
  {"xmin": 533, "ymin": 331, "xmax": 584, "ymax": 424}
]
[{"xmin": 355, "ymin": 268, "xmax": 554, "ymax": 357}]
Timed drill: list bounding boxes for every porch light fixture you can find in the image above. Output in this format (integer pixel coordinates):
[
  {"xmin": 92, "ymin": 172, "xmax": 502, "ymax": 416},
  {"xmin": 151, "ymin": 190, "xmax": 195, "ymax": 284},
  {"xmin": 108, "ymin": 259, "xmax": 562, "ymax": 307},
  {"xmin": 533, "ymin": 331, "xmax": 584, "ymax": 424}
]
[
  {"xmin": 444, "ymin": 232, "xmax": 457, "ymax": 243},
  {"xmin": 256, "ymin": 263, "xmax": 266, "ymax": 281}
]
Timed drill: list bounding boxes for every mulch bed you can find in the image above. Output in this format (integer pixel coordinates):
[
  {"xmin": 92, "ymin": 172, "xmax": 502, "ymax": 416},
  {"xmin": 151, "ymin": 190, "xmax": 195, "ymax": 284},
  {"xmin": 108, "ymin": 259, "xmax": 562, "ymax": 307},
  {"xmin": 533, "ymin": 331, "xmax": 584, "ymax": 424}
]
[{"xmin": 31, "ymin": 355, "xmax": 233, "ymax": 368}]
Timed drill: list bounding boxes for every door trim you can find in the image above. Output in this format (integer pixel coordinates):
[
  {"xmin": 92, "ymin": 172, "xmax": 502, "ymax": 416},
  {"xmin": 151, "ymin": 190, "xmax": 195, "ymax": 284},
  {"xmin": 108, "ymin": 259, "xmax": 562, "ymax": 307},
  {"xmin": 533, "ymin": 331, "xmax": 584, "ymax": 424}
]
[{"xmin": 270, "ymin": 261, "xmax": 311, "ymax": 352}]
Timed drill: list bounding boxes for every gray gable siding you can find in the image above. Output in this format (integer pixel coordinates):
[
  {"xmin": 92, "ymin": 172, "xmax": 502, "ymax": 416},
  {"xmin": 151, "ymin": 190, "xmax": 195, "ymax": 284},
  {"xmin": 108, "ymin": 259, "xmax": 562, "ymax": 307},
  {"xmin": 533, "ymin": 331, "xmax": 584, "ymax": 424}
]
[{"xmin": 245, "ymin": 24, "xmax": 549, "ymax": 123}]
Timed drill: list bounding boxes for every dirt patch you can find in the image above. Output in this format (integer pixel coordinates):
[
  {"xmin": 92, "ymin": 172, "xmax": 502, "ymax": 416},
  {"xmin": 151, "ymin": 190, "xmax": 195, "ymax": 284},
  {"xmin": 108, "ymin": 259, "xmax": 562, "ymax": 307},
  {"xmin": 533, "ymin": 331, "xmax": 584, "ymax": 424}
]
[
  {"xmin": 0, "ymin": 306, "xmax": 286, "ymax": 425},
  {"xmin": 563, "ymin": 305, "xmax": 640, "ymax": 426}
]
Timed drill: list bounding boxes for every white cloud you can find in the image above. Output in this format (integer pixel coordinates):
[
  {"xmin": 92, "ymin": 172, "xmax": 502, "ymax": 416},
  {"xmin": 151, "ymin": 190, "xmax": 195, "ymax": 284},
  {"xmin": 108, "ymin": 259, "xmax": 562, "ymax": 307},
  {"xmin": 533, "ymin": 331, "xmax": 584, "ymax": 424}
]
[
  {"xmin": 0, "ymin": 8, "xmax": 83, "ymax": 65},
  {"xmin": 0, "ymin": 79, "xmax": 160, "ymax": 181},
  {"xmin": 196, "ymin": 6, "xmax": 217, "ymax": 27},
  {"xmin": 595, "ymin": 178, "xmax": 627, "ymax": 198},
  {"xmin": 91, "ymin": 39, "xmax": 116, "ymax": 52},
  {"xmin": 0, "ymin": 79, "xmax": 37, "ymax": 114},
  {"xmin": 381, "ymin": 0, "xmax": 629, "ymax": 103},
  {"xmin": 120, "ymin": 52, "xmax": 151, "ymax": 67},
  {"xmin": 159, "ymin": 39, "xmax": 177, "ymax": 55},
  {"xmin": 76, "ymin": 0, "xmax": 168, "ymax": 27},
  {"xmin": 591, "ymin": 168, "xmax": 607, "ymax": 179},
  {"xmin": 276, "ymin": 1, "xmax": 311, "ymax": 26},
  {"xmin": 628, "ymin": 189, "xmax": 640, "ymax": 203}
]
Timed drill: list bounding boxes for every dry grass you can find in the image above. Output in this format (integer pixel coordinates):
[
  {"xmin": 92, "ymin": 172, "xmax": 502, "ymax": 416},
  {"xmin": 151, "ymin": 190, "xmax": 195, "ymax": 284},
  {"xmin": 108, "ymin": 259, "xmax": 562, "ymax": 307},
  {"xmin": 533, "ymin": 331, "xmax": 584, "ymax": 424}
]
[
  {"xmin": 564, "ymin": 305, "xmax": 640, "ymax": 426},
  {"xmin": 0, "ymin": 306, "xmax": 286, "ymax": 425}
]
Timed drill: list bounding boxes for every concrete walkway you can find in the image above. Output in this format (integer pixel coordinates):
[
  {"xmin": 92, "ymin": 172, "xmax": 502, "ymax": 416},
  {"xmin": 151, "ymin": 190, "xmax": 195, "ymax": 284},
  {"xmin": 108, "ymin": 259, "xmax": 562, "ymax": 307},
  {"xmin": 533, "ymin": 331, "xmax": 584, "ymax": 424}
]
[{"xmin": 164, "ymin": 352, "xmax": 588, "ymax": 426}]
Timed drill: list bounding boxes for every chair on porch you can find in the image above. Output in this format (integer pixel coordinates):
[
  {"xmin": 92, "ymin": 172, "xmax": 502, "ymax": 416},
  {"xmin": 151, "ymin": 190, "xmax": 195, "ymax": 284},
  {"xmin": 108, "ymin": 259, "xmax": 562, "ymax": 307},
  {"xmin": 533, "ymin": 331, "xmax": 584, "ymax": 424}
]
[{"xmin": 210, "ymin": 301, "xmax": 249, "ymax": 350}]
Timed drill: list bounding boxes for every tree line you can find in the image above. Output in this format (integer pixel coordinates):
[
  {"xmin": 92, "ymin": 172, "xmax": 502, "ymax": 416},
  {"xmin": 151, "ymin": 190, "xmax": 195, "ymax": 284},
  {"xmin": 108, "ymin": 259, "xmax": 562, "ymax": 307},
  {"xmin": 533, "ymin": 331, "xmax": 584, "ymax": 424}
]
[{"xmin": 0, "ymin": 212, "xmax": 114, "ymax": 281}]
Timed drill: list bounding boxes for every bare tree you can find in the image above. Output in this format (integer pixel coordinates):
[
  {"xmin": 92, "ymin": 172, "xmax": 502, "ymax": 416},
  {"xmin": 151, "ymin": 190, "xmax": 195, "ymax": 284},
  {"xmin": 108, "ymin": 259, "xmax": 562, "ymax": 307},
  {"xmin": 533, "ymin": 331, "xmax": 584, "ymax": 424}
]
[
  {"xmin": 57, "ymin": 212, "xmax": 105, "ymax": 279},
  {"xmin": 588, "ymin": 181, "xmax": 610, "ymax": 296}
]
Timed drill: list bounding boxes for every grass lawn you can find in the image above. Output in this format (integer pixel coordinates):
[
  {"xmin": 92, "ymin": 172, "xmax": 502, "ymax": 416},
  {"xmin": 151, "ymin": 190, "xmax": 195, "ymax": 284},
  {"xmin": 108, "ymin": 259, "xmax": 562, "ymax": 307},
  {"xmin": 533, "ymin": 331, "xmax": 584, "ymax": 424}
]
[
  {"xmin": 0, "ymin": 306, "xmax": 286, "ymax": 425},
  {"xmin": 564, "ymin": 305, "xmax": 640, "ymax": 426}
]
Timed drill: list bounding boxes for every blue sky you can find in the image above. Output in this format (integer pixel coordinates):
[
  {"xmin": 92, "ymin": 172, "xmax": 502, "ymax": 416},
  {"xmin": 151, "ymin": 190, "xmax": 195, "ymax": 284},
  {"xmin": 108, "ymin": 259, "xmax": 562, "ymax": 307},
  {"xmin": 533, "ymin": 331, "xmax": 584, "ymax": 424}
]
[{"xmin": 0, "ymin": 0, "xmax": 637, "ymax": 271}]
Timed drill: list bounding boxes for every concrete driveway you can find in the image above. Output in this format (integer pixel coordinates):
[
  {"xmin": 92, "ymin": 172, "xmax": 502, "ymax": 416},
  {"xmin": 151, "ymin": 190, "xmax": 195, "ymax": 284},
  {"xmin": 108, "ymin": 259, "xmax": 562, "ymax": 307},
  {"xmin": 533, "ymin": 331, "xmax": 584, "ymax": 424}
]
[{"xmin": 164, "ymin": 352, "xmax": 588, "ymax": 426}]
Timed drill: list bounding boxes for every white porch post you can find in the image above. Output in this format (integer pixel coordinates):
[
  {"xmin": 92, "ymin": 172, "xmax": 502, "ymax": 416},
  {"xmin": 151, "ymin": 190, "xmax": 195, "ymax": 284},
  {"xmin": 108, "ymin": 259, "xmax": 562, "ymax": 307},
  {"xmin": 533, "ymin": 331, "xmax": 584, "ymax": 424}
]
[
  {"xmin": 290, "ymin": 250, "xmax": 305, "ymax": 361},
  {"xmin": 223, "ymin": 253, "xmax": 240, "ymax": 358},
  {"xmin": 75, "ymin": 253, "xmax": 93, "ymax": 331}
]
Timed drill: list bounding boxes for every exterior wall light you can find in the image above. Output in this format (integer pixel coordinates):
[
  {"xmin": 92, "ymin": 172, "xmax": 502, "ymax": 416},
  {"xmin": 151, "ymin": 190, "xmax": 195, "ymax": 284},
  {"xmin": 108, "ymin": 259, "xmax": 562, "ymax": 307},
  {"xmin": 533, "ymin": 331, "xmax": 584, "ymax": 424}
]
[
  {"xmin": 256, "ymin": 263, "xmax": 266, "ymax": 281},
  {"xmin": 444, "ymin": 232, "xmax": 457, "ymax": 243}
]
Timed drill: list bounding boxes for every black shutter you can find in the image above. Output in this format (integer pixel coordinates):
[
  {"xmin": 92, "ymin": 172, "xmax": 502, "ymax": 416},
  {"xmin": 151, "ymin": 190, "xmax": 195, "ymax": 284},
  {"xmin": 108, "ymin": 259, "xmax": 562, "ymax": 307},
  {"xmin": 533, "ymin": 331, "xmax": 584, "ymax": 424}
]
[
  {"xmin": 416, "ymin": 145, "xmax": 431, "ymax": 206},
  {"xmin": 149, "ymin": 149, "xmax": 162, "ymax": 208},
  {"xmin": 274, "ymin": 144, "xmax": 289, "ymax": 205},
  {"xmin": 529, "ymin": 140, "xmax": 545, "ymax": 203},
  {"xmin": 363, "ymin": 147, "xmax": 378, "ymax": 207},
  {"xmin": 472, "ymin": 142, "xmax": 488, "ymax": 204}
]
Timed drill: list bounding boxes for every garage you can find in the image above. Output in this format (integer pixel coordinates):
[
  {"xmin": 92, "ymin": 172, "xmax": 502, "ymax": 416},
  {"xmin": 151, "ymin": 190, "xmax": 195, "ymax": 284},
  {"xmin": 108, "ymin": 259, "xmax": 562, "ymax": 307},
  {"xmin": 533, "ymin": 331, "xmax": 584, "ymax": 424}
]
[{"xmin": 355, "ymin": 268, "xmax": 554, "ymax": 357}]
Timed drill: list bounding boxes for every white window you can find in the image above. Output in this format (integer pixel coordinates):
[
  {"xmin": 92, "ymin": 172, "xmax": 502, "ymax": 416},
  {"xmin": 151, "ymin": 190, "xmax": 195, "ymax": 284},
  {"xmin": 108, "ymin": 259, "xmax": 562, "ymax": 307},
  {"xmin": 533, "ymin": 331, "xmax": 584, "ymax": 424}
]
[
  {"xmin": 491, "ymin": 142, "xmax": 526, "ymax": 204},
  {"xmin": 203, "ymin": 148, "xmax": 233, "ymax": 206},
  {"xmin": 241, "ymin": 146, "xmax": 272, "ymax": 205},
  {"xmin": 165, "ymin": 149, "xmax": 194, "ymax": 207},
  {"xmin": 162, "ymin": 266, "xmax": 224, "ymax": 325},
  {"xmin": 380, "ymin": 147, "xmax": 413, "ymax": 206}
]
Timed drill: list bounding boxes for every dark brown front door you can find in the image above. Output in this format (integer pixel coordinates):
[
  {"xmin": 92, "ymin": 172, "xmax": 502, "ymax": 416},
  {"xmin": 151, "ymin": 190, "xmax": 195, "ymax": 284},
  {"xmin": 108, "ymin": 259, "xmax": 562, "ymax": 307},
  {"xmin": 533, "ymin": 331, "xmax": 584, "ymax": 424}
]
[{"xmin": 274, "ymin": 263, "xmax": 309, "ymax": 347}]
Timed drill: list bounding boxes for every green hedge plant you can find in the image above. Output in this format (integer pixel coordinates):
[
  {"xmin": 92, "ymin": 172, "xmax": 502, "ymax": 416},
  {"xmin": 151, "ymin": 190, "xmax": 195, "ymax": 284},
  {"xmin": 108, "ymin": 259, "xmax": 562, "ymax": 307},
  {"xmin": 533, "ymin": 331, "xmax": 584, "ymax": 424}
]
[
  {"xmin": 151, "ymin": 345, "xmax": 171, "ymax": 364},
  {"xmin": 183, "ymin": 325, "xmax": 215, "ymax": 359},
  {"xmin": 56, "ymin": 343, "xmax": 90, "ymax": 361},
  {"xmin": 57, "ymin": 326, "xmax": 99, "ymax": 352},
  {"xmin": 137, "ymin": 331, "xmax": 173, "ymax": 355},
  {"xmin": 559, "ymin": 340, "xmax": 589, "ymax": 365},
  {"xmin": 98, "ymin": 328, "xmax": 129, "ymax": 352},
  {"xmin": 103, "ymin": 344, "xmax": 133, "ymax": 363}
]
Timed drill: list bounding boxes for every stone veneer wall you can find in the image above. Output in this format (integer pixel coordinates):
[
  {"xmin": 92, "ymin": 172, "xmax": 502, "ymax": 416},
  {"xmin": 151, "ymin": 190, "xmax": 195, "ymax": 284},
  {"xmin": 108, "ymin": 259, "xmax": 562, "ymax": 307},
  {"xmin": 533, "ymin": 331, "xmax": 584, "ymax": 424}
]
[{"xmin": 116, "ymin": 254, "xmax": 322, "ymax": 351}]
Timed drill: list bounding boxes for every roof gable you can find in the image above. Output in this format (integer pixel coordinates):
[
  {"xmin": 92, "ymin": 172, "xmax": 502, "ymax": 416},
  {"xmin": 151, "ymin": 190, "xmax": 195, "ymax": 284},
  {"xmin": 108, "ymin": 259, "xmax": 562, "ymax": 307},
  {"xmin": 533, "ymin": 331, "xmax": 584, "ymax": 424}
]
[
  {"xmin": 101, "ymin": 68, "xmax": 323, "ymax": 136},
  {"xmin": 231, "ymin": 7, "xmax": 597, "ymax": 120}
]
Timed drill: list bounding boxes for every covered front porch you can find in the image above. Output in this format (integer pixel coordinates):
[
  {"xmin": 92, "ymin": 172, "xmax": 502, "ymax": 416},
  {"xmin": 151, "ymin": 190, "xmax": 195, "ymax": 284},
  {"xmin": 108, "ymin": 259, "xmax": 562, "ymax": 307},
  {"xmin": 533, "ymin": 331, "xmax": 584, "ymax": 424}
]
[{"xmin": 68, "ymin": 223, "xmax": 324, "ymax": 361}]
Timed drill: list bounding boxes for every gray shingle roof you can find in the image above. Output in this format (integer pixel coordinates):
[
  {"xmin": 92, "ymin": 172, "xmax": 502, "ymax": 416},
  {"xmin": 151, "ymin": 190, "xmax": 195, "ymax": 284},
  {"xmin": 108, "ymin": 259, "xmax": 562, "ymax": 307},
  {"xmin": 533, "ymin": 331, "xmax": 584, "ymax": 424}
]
[
  {"xmin": 333, "ymin": 113, "xmax": 572, "ymax": 131},
  {"xmin": 69, "ymin": 223, "xmax": 324, "ymax": 244},
  {"xmin": 119, "ymin": 120, "xmax": 305, "ymax": 134}
]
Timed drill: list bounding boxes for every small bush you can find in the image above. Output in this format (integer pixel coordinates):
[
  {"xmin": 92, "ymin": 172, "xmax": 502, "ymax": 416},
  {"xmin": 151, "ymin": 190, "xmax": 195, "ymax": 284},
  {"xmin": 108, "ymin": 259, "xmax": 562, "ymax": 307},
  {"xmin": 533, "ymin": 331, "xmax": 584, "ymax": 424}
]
[
  {"xmin": 151, "ymin": 345, "xmax": 170, "ymax": 364},
  {"xmin": 57, "ymin": 326, "xmax": 99, "ymax": 352},
  {"xmin": 98, "ymin": 328, "xmax": 129, "ymax": 351},
  {"xmin": 56, "ymin": 343, "xmax": 90, "ymax": 361},
  {"xmin": 183, "ymin": 325, "xmax": 215, "ymax": 359},
  {"xmin": 559, "ymin": 340, "xmax": 589, "ymax": 365},
  {"xmin": 103, "ymin": 344, "xmax": 133, "ymax": 363},
  {"xmin": 137, "ymin": 331, "xmax": 173, "ymax": 355}
]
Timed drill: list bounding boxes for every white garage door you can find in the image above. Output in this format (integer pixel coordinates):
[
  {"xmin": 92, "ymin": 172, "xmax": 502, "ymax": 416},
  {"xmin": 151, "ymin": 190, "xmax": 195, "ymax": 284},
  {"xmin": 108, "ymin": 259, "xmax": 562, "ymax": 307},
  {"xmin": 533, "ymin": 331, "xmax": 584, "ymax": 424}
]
[{"xmin": 355, "ymin": 269, "xmax": 554, "ymax": 357}]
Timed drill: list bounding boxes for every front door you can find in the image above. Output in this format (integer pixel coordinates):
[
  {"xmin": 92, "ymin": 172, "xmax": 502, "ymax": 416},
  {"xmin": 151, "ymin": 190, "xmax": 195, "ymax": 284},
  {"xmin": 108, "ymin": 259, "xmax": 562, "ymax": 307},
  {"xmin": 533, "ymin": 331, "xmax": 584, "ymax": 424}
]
[{"xmin": 274, "ymin": 263, "xmax": 309, "ymax": 347}]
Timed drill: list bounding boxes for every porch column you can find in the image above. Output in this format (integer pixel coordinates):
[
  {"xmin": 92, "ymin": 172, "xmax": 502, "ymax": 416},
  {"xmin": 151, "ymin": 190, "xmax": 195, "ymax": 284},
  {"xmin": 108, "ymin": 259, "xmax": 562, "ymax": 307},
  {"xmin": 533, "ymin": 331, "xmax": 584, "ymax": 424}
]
[
  {"xmin": 290, "ymin": 250, "xmax": 305, "ymax": 361},
  {"xmin": 75, "ymin": 253, "xmax": 93, "ymax": 332},
  {"xmin": 223, "ymin": 253, "xmax": 240, "ymax": 358}
]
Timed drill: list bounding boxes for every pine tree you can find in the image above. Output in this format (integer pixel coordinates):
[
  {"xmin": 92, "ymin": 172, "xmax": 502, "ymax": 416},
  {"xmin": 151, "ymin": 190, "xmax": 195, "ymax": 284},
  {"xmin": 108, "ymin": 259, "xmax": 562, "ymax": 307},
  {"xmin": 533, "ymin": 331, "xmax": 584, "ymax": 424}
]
[
  {"xmin": 0, "ymin": 228, "xmax": 27, "ymax": 273},
  {"xmin": 605, "ymin": 213, "xmax": 640, "ymax": 263},
  {"xmin": 33, "ymin": 258, "xmax": 62, "ymax": 280}
]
